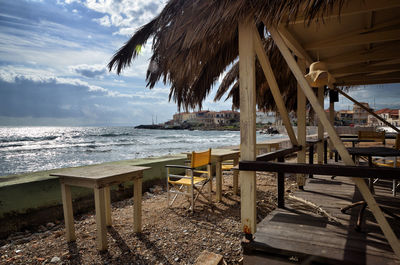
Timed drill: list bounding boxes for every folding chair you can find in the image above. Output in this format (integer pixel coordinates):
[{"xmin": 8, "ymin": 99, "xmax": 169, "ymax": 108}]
[{"xmin": 166, "ymin": 149, "xmax": 212, "ymax": 212}]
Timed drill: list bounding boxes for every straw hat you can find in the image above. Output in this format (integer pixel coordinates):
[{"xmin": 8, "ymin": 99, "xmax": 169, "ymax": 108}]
[{"xmin": 305, "ymin": 61, "xmax": 335, "ymax": 87}]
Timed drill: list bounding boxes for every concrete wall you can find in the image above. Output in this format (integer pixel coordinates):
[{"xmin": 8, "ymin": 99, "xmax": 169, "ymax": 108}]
[{"xmin": 0, "ymin": 154, "xmax": 186, "ymax": 238}]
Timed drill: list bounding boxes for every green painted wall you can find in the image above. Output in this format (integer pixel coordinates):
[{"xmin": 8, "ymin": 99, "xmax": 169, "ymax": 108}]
[{"xmin": 0, "ymin": 154, "xmax": 186, "ymax": 233}]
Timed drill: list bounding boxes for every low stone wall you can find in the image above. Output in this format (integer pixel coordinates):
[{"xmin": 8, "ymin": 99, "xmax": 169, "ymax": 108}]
[{"xmin": 0, "ymin": 154, "xmax": 186, "ymax": 238}]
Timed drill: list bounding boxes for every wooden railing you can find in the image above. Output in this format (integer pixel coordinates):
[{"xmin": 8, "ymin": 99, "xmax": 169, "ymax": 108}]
[{"xmin": 240, "ymin": 140, "xmax": 400, "ymax": 208}]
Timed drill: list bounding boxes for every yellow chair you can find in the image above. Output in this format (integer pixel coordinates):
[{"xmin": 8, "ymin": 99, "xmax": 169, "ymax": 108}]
[
  {"xmin": 166, "ymin": 149, "xmax": 212, "ymax": 212},
  {"xmin": 373, "ymin": 134, "xmax": 400, "ymax": 196}
]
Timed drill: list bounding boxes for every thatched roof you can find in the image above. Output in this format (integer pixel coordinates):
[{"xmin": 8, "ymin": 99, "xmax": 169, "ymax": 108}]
[
  {"xmin": 108, "ymin": 0, "xmax": 345, "ymax": 110},
  {"xmin": 215, "ymin": 37, "xmax": 300, "ymax": 111}
]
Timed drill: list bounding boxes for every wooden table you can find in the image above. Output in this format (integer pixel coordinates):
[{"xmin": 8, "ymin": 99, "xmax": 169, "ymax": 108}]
[
  {"xmin": 342, "ymin": 138, "xmax": 376, "ymax": 147},
  {"xmin": 184, "ymin": 149, "xmax": 240, "ymax": 202},
  {"xmin": 51, "ymin": 165, "xmax": 150, "ymax": 251},
  {"xmin": 347, "ymin": 147, "xmax": 400, "ymax": 196}
]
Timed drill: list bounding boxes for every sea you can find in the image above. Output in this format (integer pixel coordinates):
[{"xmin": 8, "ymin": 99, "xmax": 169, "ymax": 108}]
[{"xmin": 0, "ymin": 127, "xmax": 284, "ymax": 176}]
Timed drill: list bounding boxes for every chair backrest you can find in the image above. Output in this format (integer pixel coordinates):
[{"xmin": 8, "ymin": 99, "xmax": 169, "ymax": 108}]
[
  {"xmin": 358, "ymin": 131, "xmax": 385, "ymax": 144},
  {"xmin": 395, "ymin": 134, "xmax": 400, "ymax": 150},
  {"xmin": 191, "ymin": 149, "xmax": 211, "ymax": 168}
]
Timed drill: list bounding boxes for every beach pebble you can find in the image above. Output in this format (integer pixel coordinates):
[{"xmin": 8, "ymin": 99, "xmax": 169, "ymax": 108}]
[{"xmin": 50, "ymin": 256, "xmax": 60, "ymax": 263}]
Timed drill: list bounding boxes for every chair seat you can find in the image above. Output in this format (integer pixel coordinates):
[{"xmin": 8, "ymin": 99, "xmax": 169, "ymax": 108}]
[
  {"xmin": 374, "ymin": 159, "xmax": 400, "ymax": 167},
  {"xmin": 169, "ymin": 176, "xmax": 207, "ymax": 186},
  {"xmin": 194, "ymin": 170, "xmax": 209, "ymax": 174},
  {"xmin": 221, "ymin": 164, "xmax": 234, "ymax": 171}
]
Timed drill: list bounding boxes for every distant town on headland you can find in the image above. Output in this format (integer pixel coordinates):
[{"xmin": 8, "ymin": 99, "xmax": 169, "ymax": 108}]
[{"xmin": 135, "ymin": 103, "xmax": 400, "ymax": 131}]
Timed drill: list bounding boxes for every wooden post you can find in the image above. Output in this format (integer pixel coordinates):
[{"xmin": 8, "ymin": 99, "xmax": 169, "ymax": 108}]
[
  {"xmin": 60, "ymin": 183, "xmax": 76, "ymax": 242},
  {"xmin": 317, "ymin": 86, "xmax": 324, "ymax": 164},
  {"xmin": 104, "ymin": 186, "xmax": 112, "ymax": 226},
  {"xmin": 297, "ymin": 63, "xmax": 307, "ymax": 187},
  {"xmin": 329, "ymin": 100, "xmax": 335, "ymax": 159},
  {"xmin": 269, "ymin": 26, "xmax": 400, "ymax": 257},
  {"xmin": 239, "ymin": 19, "xmax": 257, "ymax": 237},
  {"xmin": 94, "ymin": 188, "xmax": 107, "ymax": 251},
  {"xmin": 133, "ymin": 177, "xmax": 142, "ymax": 233}
]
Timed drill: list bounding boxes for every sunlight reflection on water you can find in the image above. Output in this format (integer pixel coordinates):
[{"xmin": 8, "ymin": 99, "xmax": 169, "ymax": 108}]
[{"xmin": 0, "ymin": 126, "xmax": 284, "ymax": 176}]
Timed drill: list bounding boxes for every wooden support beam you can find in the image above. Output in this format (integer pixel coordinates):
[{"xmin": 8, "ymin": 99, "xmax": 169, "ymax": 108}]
[
  {"xmin": 290, "ymin": 0, "xmax": 400, "ymax": 24},
  {"xmin": 335, "ymin": 88, "xmax": 400, "ymax": 133},
  {"xmin": 269, "ymin": 26, "xmax": 400, "ymax": 258},
  {"xmin": 297, "ymin": 61, "xmax": 307, "ymax": 187},
  {"xmin": 257, "ymin": 146, "xmax": 302, "ymax": 162},
  {"xmin": 337, "ymin": 71, "xmax": 400, "ymax": 83},
  {"xmin": 277, "ymin": 26, "xmax": 313, "ymax": 65},
  {"xmin": 305, "ymin": 21, "xmax": 400, "ymax": 50},
  {"xmin": 239, "ymin": 19, "xmax": 257, "ymax": 236},
  {"xmin": 252, "ymin": 25, "xmax": 298, "ymax": 146},
  {"xmin": 323, "ymin": 43, "xmax": 400, "ymax": 65},
  {"xmin": 317, "ymin": 86, "xmax": 324, "ymax": 164},
  {"xmin": 331, "ymin": 63, "xmax": 400, "ymax": 77},
  {"xmin": 239, "ymin": 161, "xmax": 400, "ymax": 179},
  {"xmin": 329, "ymin": 100, "xmax": 335, "ymax": 157},
  {"xmin": 341, "ymin": 78, "xmax": 400, "ymax": 85}
]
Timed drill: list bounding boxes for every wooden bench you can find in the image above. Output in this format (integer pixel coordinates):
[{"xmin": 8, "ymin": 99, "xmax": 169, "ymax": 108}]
[{"xmin": 358, "ymin": 131, "xmax": 385, "ymax": 146}]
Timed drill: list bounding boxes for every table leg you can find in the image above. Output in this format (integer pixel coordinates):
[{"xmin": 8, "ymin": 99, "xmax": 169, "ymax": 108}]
[
  {"xmin": 394, "ymin": 158, "xmax": 397, "ymax": 197},
  {"xmin": 60, "ymin": 183, "xmax": 76, "ymax": 242},
  {"xmin": 133, "ymin": 177, "xmax": 142, "ymax": 233},
  {"xmin": 367, "ymin": 156, "xmax": 375, "ymax": 194},
  {"xmin": 233, "ymin": 157, "xmax": 239, "ymax": 195},
  {"xmin": 94, "ymin": 188, "xmax": 107, "ymax": 251},
  {"xmin": 104, "ymin": 187, "xmax": 112, "ymax": 226},
  {"xmin": 309, "ymin": 145, "xmax": 314, "ymax": 178},
  {"xmin": 216, "ymin": 161, "xmax": 222, "ymax": 202},
  {"xmin": 277, "ymin": 157, "xmax": 285, "ymax": 208}
]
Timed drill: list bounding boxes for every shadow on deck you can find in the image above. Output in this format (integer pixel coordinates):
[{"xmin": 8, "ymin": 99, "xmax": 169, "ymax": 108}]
[{"xmin": 243, "ymin": 175, "xmax": 400, "ymax": 265}]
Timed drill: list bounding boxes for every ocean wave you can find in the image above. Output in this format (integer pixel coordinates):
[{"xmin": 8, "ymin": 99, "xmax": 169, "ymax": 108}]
[
  {"xmin": 85, "ymin": 149, "xmax": 112, "ymax": 153},
  {"xmin": 0, "ymin": 143, "xmax": 24, "ymax": 148},
  {"xmin": 0, "ymin": 135, "xmax": 58, "ymax": 143},
  {"xmin": 96, "ymin": 133, "xmax": 132, "ymax": 137}
]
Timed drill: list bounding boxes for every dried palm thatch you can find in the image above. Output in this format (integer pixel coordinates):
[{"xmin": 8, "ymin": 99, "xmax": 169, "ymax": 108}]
[
  {"xmin": 108, "ymin": 0, "xmax": 346, "ymax": 111},
  {"xmin": 215, "ymin": 37, "xmax": 299, "ymax": 111}
]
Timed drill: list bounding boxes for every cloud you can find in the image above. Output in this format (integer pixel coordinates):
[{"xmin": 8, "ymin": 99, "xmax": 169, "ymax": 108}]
[
  {"xmin": 93, "ymin": 15, "xmax": 111, "ymax": 27},
  {"xmin": 63, "ymin": 0, "xmax": 166, "ymax": 36},
  {"xmin": 70, "ymin": 64, "xmax": 107, "ymax": 78}
]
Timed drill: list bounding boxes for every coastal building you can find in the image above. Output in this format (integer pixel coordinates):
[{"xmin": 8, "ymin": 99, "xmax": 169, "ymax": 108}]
[
  {"xmin": 336, "ymin": 110, "xmax": 354, "ymax": 126},
  {"xmin": 172, "ymin": 110, "xmax": 239, "ymax": 126},
  {"xmin": 352, "ymin": 102, "xmax": 371, "ymax": 125},
  {"xmin": 369, "ymin": 108, "xmax": 400, "ymax": 126}
]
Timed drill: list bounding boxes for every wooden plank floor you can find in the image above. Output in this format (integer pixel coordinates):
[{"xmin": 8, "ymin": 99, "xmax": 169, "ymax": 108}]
[{"xmin": 243, "ymin": 174, "xmax": 400, "ymax": 265}]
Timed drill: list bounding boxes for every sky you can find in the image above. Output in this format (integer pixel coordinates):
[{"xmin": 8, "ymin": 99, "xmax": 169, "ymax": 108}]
[{"xmin": 0, "ymin": 0, "xmax": 399, "ymax": 126}]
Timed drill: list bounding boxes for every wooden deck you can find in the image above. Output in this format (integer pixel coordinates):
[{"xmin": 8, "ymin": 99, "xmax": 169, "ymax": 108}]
[{"xmin": 243, "ymin": 174, "xmax": 400, "ymax": 264}]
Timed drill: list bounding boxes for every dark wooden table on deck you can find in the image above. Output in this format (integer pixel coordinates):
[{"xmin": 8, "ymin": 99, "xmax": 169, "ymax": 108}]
[
  {"xmin": 51, "ymin": 164, "xmax": 150, "ymax": 251},
  {"xmin": 347, "ymin": 147, "xmax": 400, "ymax": 196},
  {"xmin": 342, "ymin": 139, "xmax": 376, "ymax": 148}
]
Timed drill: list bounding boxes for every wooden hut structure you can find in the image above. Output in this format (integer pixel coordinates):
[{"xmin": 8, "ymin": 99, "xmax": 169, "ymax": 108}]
[{"xmin": 109, "ymin": 0, "xmax": 400, "ymax": 262}]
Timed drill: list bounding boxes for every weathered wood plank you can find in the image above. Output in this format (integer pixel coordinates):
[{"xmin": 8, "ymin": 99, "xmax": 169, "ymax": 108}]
[
  {"xmin": 239, "ymin": 19, "xmax": 257, "ymax": 235},
  {"xmin": 239, "ymin": 161, "xmax": 400, "ymax": 179}
]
